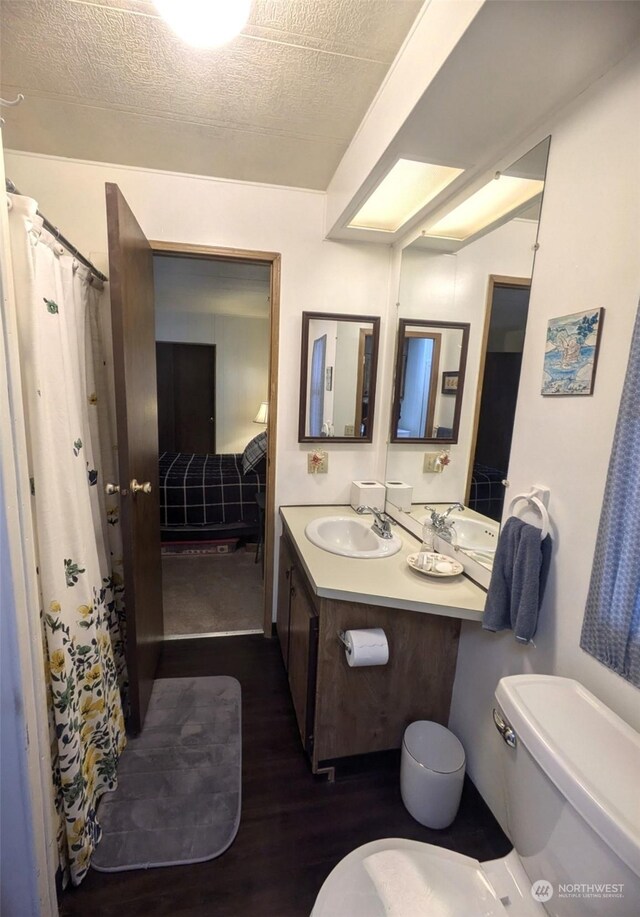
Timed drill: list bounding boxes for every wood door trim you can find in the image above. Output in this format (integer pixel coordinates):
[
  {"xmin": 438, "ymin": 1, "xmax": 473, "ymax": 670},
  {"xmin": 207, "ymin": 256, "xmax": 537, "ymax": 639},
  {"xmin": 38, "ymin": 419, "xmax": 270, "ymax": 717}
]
[
  {"xmin": 151, "ymin": 240, "xmax": 280, "ymax": 263},
  {"xmin": 424, "ymin": 333, "xmax": 441, "ymax": 438},
  {"xmin": 150, "ymin": 241, "xmax": 280, "ymax": 638},
  {"xmin": 265, "ymin": 255, "xmax": 281, "ymax": 638},
  {"xmin": 354, "ymin": 329, "xmax": 366, "ymax": 435},
  {"xmin": 464, "ymin": 274, "xmax": 531, "ymax": 503}
]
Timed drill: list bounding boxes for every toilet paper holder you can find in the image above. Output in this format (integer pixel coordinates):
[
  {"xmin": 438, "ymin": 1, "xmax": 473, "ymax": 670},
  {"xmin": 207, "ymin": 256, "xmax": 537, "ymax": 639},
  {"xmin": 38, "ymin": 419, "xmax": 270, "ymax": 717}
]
[{"xmin": 337, "ymin": 630, "xmax": 352, "ymax": 655}]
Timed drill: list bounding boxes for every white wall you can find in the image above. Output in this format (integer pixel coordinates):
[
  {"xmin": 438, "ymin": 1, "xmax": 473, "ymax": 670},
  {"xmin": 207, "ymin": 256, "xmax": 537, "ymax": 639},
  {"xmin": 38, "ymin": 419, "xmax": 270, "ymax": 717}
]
[
  {"xmin": 155, "ymin": 293, "xmax": 270, "ymax": 455},
  {"xmin": 385, "ymin": 218, "xmax": 537, "ymax": 501},
  {"xmin": 3, "ymin": 152, "xmax": 392, "ymax": 515},
  {"xmin": 333, "ymin": 321, "xmax": 361, "ymax": 436},
  {"xmin": 449, "ymin": 45, "xmax": 640, "ymax": 832}
]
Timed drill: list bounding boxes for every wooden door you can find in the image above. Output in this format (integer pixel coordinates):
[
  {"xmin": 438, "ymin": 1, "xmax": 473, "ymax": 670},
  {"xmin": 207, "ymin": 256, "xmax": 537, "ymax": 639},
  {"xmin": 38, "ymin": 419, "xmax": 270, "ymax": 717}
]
[
  {"xmin": 106, "ymin": 183, "xmax": 164, "ymax": 734},
  {"xmin": 156, "ymin": 342, "xmax": 216, "ymax": 453}
]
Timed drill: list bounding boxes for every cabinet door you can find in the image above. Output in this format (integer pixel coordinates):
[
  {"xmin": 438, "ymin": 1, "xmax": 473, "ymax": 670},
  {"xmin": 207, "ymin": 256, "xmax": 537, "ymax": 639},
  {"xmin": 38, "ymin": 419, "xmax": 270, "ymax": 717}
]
[
  {"xmin": 288, "ymin": 578, "xmax": 318, "ymax": 753},
  {"xmin": 276, "ymin": 536, "xmax": 294, "ymax": 669}
]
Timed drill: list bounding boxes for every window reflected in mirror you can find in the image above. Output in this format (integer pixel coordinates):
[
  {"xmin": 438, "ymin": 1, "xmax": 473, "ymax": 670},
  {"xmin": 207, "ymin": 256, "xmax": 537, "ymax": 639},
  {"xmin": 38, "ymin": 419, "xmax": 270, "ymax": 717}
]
[
  {"xmin": 391, "ymin": 319, "xmax": 469, "ymax": 443},
  {"xmin": 299, "ymin": 312, "xmax": 380, "ymax": 442}
]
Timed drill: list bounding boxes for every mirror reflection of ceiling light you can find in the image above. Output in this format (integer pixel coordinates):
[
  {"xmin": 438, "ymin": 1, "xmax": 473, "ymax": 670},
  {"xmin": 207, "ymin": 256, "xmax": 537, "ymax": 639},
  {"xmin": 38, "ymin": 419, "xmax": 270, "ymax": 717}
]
[
  {"xmin": 424, "ymin": 175, "xmax": 544, "ymax": 241},
  {"xmin": 154, "ymin": 0, "xmax": 251, "ymax": 48},
  {"xmin": 348, "ymin": 159, "xmax": 464, "ymax": 233}
]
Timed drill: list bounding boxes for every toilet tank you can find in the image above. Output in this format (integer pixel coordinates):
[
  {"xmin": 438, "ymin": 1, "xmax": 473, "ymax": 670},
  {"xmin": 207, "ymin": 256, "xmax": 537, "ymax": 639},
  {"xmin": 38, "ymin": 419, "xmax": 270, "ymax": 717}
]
[{"xmin": 494, "ymin": 675, "xmax": 640, "ymax": 917}]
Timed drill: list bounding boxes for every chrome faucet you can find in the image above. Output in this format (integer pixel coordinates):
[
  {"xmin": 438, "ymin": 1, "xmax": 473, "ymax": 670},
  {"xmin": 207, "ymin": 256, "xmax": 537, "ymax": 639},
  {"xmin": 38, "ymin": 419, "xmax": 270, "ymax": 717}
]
[
  {"xmin": 425, "ymin": 502, "xmax": 464, "ymax": 540},
  {"xmin": 356, "ymin": 505, "xmax": 396, "ymax": 539},
  {"xmin": 443, "ymin": 502, "xmax": 465, "ymax": 521}
]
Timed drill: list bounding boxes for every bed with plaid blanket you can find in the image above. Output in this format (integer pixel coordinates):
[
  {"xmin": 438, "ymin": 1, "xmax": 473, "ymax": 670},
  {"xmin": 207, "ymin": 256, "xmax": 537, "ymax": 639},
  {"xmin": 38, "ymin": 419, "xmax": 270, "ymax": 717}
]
[
  {"xmin": 468, "ymin": 462, "xmax": 505, "ymax": 522},
  {"xmin": 159, "ymin": 452, "xmax": 265, "ymax": 528}
]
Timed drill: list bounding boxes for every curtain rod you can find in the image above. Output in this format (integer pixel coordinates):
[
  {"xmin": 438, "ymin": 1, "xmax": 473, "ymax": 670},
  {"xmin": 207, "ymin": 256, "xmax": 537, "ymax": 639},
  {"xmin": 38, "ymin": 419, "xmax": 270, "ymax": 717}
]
[{"xmin": 6, "ymin": 179, "xmax": 108, "ymax": 283}]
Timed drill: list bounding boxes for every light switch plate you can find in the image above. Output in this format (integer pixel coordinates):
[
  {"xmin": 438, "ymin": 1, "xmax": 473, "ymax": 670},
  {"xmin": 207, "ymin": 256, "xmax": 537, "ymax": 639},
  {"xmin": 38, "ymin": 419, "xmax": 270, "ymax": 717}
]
[
  {"xmin": 308, "ymin": 451, "xmax": 328, "ymax": 474},
  {"xmin": 423, "ymin": 452, "xmax": 443, "ymax": 473},
  {"xmin": 344, "ymin": 424, "xmax": 355, "ymax": 436}
]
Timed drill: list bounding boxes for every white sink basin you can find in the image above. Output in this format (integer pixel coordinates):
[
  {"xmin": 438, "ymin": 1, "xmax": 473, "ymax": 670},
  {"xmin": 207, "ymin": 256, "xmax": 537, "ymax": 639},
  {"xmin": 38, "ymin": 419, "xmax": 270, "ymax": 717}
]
[
  {"xmin": 440, "ymin": 515, "xmax": 499, "ymax": 555},
  {"xmin": 305, "ymin": 515, "xmax": 402, "ymax": 559}
]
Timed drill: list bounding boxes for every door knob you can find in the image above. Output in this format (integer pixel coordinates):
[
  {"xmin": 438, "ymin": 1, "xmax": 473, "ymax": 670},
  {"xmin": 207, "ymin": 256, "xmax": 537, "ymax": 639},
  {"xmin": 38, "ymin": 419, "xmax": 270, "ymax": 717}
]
[
  {"xmin": 105, "ymin": 483, "xmax": 120, "ymax": 495},
  {"xmin": 130, "ymin": 479, "xmax": 152, "ymax": 494}
]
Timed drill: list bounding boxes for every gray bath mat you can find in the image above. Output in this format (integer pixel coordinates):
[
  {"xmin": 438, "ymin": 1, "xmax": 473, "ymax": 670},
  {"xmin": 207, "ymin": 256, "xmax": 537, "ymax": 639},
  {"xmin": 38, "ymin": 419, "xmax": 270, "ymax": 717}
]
[{"xmin": 92, "ymin": 676, "xmax": 241, "ymax": 872}]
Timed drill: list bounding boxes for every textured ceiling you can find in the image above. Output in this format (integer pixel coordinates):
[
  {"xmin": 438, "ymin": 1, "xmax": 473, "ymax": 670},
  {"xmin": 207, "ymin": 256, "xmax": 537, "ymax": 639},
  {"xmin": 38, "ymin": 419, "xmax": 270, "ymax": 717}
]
[{"xmin": 0, "ymin": 0, "xmax": 423, "ymax": 188}]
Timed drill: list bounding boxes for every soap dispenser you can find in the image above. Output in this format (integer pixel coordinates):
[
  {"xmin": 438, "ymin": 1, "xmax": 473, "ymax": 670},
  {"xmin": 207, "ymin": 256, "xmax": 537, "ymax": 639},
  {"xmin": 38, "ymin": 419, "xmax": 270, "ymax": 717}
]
[{"xmin": 421, "ymin": 515, "xmax": 436, "ymax": 554}]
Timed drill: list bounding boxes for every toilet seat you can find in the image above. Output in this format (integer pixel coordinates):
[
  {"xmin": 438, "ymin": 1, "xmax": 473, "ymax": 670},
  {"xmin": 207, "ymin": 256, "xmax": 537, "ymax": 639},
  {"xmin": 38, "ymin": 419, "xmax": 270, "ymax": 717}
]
[{"xmin": 311, "ymin": 838, "xmax": 508, "ymax": 917}]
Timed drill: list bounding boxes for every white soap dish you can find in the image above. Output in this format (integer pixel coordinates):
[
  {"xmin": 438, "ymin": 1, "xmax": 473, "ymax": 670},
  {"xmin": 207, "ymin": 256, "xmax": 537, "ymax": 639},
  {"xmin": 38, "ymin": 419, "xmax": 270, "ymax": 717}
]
[{"xmin": 407, "ymin": 552, "xmax": 464, "ymax": 578}]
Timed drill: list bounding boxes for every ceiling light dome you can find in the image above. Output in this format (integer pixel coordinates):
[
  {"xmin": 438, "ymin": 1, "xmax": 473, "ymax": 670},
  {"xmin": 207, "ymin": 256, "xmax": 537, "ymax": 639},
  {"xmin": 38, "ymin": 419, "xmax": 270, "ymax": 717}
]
[{"xmin": 154, "ymin": 0, "xmax": 251, "ymax": 48}]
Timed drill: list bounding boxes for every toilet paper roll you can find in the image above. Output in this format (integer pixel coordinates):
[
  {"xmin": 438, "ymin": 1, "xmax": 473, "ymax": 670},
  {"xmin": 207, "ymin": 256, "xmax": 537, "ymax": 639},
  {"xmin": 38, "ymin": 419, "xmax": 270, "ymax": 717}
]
[{"xmin": 344, "ymin": 628, "xmax": 389, "ymax": 668}]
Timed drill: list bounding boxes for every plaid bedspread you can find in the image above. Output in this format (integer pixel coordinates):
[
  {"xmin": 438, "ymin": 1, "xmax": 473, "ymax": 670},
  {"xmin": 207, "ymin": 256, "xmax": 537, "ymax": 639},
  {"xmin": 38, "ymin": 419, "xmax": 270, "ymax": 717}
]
[
  {"xmin": 159, "ymin": 452, "xmax": 265, "ymax": 527},
  {"xmin": 468, "ymin": 462, "xmax": 505, "ymax": 521}
]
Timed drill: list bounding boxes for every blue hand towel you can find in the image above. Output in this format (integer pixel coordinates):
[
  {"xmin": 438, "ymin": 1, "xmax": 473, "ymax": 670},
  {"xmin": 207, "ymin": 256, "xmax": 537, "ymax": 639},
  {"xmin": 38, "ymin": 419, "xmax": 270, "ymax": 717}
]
[{"xmin": 482, "ymin": 517, "xmax": 552, "ymax": 643}]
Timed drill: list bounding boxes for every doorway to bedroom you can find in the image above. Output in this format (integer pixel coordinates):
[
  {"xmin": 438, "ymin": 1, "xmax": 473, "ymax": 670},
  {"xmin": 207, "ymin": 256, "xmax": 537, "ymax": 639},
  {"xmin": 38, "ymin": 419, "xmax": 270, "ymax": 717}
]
[
  {"xmin": 466, "ymin": 276, "xmax": 531, "ymax": 521},
  {"xmin": 152, "ymin": 248, "xmax": 276, "ymax": 638}
]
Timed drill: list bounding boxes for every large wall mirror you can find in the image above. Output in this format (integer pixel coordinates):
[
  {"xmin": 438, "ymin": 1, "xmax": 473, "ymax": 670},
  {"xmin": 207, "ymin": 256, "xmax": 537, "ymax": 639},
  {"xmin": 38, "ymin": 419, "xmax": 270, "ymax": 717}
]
[
  {"xmin": 385, "ymin": 137, "xmax": 551, "ymax": 578},
  {"xmin": 299, "ymin": 312, "xmax": 380, "ymax": 442},
  {"xmin": 390, "ymin": 319, "xmax": 470, "ymax": 443}
]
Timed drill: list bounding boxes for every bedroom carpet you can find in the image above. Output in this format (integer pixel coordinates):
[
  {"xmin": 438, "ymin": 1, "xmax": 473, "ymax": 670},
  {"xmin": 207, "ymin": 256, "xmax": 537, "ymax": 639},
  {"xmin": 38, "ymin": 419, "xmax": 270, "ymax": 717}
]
[
  {"xmin": 162, "ymin": 550, "xmax": 263, "ymax": 635},
  {"xmin": 92, "ymin": 676, "xmax": 241, "ymax": 872}
]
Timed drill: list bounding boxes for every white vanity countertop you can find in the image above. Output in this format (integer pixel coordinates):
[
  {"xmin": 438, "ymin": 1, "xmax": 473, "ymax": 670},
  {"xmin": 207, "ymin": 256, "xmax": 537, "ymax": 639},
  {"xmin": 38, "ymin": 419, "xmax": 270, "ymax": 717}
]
[{"xmin": 280, "ymin": 505, "xmax": 486, "ymax": 622}]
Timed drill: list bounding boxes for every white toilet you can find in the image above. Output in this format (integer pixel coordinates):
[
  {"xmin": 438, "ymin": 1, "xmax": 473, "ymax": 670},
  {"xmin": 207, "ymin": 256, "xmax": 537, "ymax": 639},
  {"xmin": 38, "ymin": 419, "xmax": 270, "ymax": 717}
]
[{"xmin": 311, "ymin": 674, "xmax": 640, "ymax": 916}]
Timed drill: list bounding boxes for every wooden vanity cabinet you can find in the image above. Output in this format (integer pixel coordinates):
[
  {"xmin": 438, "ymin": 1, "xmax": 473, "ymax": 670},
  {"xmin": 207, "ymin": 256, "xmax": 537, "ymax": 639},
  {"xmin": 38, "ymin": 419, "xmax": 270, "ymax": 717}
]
[
  {"xmin": 276, "ymin": 535, "xmax": 295, "ymax": 669},
  {"xmin": 277, "ymin": 533, "xmax": 461, "ymax": 777},
  {"xmin": 287, "ymin": 575, "xmax": 319, "ymax": 754},
  {"xmin": 276, "ymin": 536, "xmax": 318, "ymax": 754}
]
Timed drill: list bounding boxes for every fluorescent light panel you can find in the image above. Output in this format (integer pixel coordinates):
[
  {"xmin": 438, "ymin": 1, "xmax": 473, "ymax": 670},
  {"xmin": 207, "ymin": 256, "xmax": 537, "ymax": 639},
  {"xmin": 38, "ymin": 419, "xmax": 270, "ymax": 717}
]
[
  {"xmin": 348, "ymin": 159, "xmax": 464, "ymax": 233},
  {"xmin": 425, "ymin": 175, "xmax": 544, "ymax": 241}
]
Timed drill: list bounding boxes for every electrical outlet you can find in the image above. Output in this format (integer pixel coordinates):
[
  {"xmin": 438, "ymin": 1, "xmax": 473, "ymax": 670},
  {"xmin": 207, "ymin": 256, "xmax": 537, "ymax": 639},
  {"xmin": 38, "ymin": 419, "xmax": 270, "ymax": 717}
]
[
  {"xmin": 344, "ymin": 424, "xmax": 355, "ymax": 436},
  {"xmin": 423, "ymin": 452, "xmax": 442, "ymax": 473},
  {"xmin": 308, "ymin": 451, "xmax": 328, "ymax": 474}
]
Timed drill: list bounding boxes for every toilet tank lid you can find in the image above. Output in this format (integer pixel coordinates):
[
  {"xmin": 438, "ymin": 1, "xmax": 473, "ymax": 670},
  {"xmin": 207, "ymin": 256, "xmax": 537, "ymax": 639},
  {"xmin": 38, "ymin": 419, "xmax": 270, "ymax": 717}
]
[{"xmin": 495, "ymin": 675, "xmax": 640, "ymax": 878}]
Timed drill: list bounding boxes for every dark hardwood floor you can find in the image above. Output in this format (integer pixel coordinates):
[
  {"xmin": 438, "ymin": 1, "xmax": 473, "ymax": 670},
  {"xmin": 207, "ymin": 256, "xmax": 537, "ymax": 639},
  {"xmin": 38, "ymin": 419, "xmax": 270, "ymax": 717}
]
[{"xmin": 60, "ymin": 635, "xmax": 511, "ymax": 917}]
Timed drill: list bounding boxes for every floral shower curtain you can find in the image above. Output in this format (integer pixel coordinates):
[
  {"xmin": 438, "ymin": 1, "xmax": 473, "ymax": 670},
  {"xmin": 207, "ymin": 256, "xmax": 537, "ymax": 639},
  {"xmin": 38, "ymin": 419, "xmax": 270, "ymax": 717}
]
[{"xmin": 7, "ymin": 193, "xmax": 127, "ymax": 886}]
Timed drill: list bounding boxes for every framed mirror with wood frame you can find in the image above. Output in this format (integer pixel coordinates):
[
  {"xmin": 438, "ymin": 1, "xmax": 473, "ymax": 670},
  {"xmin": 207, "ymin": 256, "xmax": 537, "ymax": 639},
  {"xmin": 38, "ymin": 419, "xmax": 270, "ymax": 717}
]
[
  {"xmin": 299, "ymin": 312, "xmax": 380, "ymax": 443},
  {"xmin": 390, "ymin": 319, "xmax": 470, "ymax": 444}
]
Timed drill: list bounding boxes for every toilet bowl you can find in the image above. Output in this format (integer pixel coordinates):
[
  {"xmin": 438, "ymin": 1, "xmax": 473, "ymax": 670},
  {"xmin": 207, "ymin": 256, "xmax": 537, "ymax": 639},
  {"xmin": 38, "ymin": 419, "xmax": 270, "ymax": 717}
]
[{"xmin": 311, "ymin": 675, "xmax": 640, "ymax": 917}]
